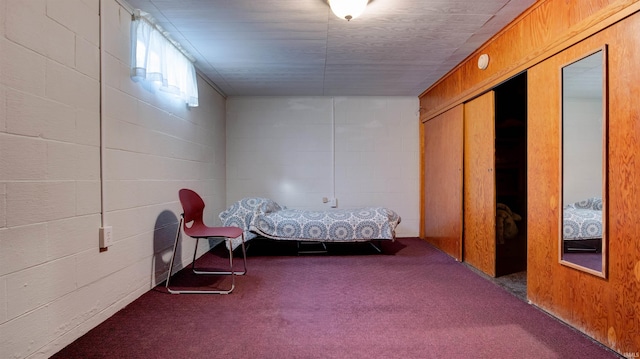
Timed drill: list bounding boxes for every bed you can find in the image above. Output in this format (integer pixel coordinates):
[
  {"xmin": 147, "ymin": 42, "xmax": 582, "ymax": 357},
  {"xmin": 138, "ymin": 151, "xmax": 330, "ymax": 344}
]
[
  {"xmin": 219, "ymin": 197, "xmax": 401, "ymax": 252},
  {"xmin": 562, "ymin": 197, "xmax": 603, "ymax": 252}
]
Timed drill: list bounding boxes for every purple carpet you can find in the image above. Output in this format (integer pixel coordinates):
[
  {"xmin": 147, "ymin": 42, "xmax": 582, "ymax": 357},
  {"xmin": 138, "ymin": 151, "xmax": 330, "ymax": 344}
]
[
  {"xmin": 562, "ymin": 252, "xmax": 603, "ymax": 272},
  {"xmin": 52, "ymin": 238, "xmax": 620, "ymax": 358}
]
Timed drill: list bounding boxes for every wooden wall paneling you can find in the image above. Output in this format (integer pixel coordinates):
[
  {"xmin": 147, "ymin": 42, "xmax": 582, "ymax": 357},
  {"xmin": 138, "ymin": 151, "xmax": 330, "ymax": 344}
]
[
  {"xmin": 527, "ymin": 15, "xmax": 640, "ymax": 354},
  {"xmin": 418, "ymin": 1, "xmax": 640, "ymax": 353},
  {"xmin": 606, "ymin": 13, "xmax": 640, "ymax": 351},
  {"xmin": 526, "ymin": 54, "xmax": 562, "ymax": 311},
  {"xmin": 463, "ymin": 92, "xmax": 497, "ymax": 277},
  {"xmin": 423, "ymin": 105, "xmax": 464, "ymax": 260},
  {"xmin": 419, "ymin": 0, "xmax": 640, "ymax": 122},
  {"xmin": 528, "ymin": 35, "xmax": 605, "ymax": 339},
  {"xmin": 419, "ymin": 119, "xmax": 425, "ymax": 238}
]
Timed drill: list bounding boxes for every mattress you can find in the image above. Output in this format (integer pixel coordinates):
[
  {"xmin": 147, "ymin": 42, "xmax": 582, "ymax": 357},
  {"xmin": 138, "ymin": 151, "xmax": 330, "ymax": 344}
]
[{"xmin": 219, "ymin": 197, "xmax": 401, "ymax": 249}]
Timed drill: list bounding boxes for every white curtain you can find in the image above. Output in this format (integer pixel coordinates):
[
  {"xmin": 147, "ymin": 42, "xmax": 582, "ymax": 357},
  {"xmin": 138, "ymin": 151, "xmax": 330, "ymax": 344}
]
[{"xmin": 131, "ymin": 14, "xmax": 199, "ymax": 107}]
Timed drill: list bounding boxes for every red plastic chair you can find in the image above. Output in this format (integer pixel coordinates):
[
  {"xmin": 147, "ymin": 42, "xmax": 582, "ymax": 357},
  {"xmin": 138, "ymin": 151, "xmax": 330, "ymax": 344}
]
[{"xmin": 166, "ymin": 189, "xmax": 247, "ymax": 294}]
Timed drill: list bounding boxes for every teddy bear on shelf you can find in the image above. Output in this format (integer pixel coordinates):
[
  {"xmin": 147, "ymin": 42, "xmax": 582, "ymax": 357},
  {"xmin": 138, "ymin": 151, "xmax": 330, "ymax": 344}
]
[{"xmin": 496, "ymin": 203, "xmax": 522, "ymax": 244}]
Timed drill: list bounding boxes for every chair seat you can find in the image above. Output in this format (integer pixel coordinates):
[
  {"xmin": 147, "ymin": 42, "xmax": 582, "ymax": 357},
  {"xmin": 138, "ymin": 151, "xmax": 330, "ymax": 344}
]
[{"xmin": 186, "ymin": 226, "xmax": 243, "ymax": 239}]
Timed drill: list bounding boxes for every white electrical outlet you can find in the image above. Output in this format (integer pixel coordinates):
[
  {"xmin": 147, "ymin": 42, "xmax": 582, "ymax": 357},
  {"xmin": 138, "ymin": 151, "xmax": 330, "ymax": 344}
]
[
  {"xmin": 99, "ymin": 226, "xmax": 113, "ymax": 248},
  {"xmin": 330, "ymin": 198, "xmax": 338, "ymax": 208}
]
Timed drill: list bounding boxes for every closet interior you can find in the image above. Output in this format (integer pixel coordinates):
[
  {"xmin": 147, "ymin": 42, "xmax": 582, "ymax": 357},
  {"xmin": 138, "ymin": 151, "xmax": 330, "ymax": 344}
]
[{"xmin": 493, "ymin": 72, "xmax": 528, "ymax": 277}]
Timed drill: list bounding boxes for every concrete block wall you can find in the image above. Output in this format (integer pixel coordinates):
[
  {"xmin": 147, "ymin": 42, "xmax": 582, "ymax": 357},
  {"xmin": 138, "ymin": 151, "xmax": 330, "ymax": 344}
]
[
  {"xmin": 0, "ymin": 1, "xmax": 227, "ymax": 358},
  {"xmin": 226, "ymin": 96, "xmax": 419, "ymax": 237},
  {"xmin": 1, "ymin": 0, "xmax": 420, "ymax": 357}
]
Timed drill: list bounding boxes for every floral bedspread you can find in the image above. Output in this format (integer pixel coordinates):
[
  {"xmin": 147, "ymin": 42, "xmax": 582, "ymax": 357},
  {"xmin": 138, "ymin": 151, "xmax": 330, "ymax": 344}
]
[{"xmin": 219, "ymin": 197, "xmax": 401, "ymax": 249}]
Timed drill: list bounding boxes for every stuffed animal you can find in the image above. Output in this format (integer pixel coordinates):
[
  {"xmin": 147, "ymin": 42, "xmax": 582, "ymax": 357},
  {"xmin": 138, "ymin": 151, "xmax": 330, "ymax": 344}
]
[{"xmin": 496, "ymin": 203, "xmax": 522, "ymax": 244}]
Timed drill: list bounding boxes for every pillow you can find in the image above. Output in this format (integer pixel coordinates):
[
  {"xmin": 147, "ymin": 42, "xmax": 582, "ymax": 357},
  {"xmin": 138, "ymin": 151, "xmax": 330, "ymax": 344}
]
[
  {"xmin": 257, "ymin": 199, "xmax": 283, "ymax": 214},
  {"xmin": 218, "ymin": 197, "xmax": 283, "ymax": 248},
  {"xmin": 219, "ymin": 197, "xmax": 271, "ymax": 241},
  {"xmin": 219, "ymin": 197, "xmax": 273, "ymax": 223}
]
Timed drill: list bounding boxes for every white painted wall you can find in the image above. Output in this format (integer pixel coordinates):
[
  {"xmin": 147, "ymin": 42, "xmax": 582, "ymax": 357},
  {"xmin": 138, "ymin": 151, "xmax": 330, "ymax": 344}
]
[
  {"xmin": 226, "ymin": 96, "xmax": 420, "ymax": 237},
  {"xmin": 0, "ymin": 1, "xmax": 226, "ymax": 358}
]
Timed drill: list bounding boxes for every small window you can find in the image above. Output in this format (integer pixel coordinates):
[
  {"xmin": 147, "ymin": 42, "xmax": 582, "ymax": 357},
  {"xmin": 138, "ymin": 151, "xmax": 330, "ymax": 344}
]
[{"xmin": 130, "ymin": 11, "xmax": 199, "ymax": 107}]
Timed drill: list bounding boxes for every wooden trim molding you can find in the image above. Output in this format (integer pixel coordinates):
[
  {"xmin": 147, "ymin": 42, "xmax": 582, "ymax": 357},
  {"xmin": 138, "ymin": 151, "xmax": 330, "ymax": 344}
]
[{"xmin": 419, "ymin": 0, "xmax": 640, "ymax": 123}]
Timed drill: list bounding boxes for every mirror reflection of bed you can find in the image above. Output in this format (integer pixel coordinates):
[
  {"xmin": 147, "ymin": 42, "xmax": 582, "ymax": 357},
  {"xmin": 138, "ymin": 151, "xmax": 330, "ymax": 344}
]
[
  {"xmin": 560, "ymin": 49, "xmax": 606, "ymax": 276},
  {"xmin": 562, "ymin": 197, "xmax": 603, "ymax": 272}
]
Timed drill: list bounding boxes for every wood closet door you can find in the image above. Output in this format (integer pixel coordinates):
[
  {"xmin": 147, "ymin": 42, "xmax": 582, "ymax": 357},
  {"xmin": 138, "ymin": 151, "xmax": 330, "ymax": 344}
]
[
  {"xmin": 464, "ymin": 92, "xmax": 497, "ymax": 276},
  {"xmin": 423, "ymin": 105, "xmax": 463, "ymax": 261}
]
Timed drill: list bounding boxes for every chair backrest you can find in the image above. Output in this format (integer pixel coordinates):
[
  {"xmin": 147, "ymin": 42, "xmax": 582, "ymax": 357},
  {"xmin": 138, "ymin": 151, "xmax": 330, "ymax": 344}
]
[{"xmin": 178, "ymin": 189, "xmax": 207, "ymax": 234}]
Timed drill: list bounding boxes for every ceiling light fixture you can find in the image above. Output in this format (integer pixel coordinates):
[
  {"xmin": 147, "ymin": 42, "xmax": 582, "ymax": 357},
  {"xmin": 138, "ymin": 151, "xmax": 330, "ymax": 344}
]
[{"xmin": 329, "ymin": 0, "xmax": 368, "ymax": 21}]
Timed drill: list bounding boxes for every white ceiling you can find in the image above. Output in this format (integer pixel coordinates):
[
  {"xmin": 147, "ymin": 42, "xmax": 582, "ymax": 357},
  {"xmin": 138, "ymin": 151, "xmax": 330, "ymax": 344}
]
[{"xmin": 124, "ymin": 0, "xmax": 537, "ymax": 97}]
